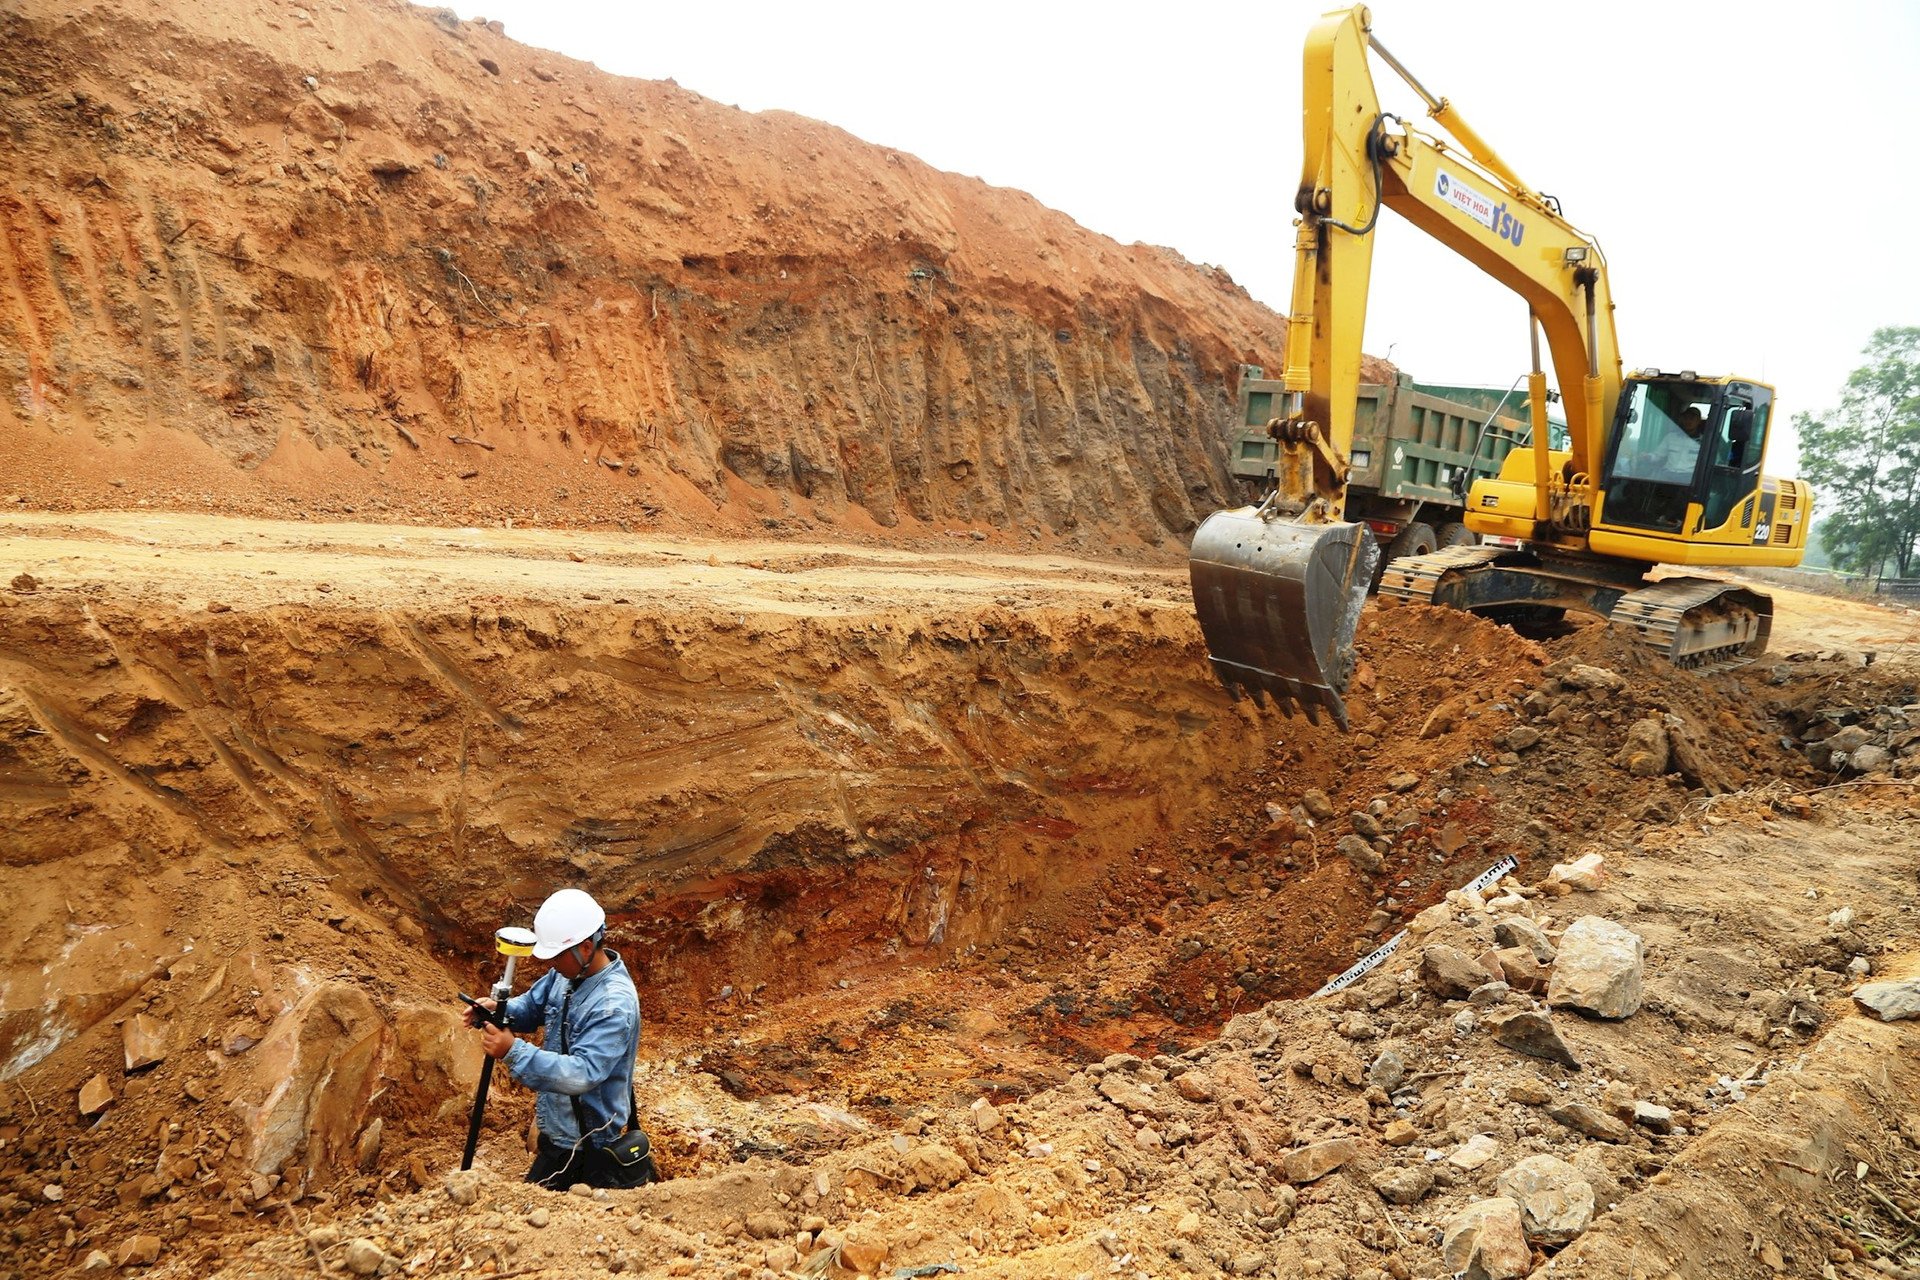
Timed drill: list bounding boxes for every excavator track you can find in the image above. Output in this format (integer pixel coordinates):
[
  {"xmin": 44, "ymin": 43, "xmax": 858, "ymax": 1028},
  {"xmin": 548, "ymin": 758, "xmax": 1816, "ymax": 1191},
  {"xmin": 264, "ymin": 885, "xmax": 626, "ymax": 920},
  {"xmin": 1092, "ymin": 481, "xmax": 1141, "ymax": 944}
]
[
  {"xmin": 1610, "ymin": 578, "xmax": 1772, "ymax": 669},
  {"xmin": 1378, "ymin": 546, "xmax": 1773, "ymax": 671},
  {"xmin": 1376, "ymin": 544, "xmax": 1514, "ymax": 605}
]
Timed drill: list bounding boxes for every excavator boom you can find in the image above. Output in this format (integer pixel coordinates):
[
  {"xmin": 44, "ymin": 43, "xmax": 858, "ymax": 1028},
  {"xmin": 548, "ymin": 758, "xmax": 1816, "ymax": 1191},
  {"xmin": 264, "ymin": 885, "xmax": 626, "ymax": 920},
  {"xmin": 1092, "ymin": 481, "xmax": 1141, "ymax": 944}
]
[{"xmin": 1191, "ymin": 6, "xmax": 1807, "ymax": 726}]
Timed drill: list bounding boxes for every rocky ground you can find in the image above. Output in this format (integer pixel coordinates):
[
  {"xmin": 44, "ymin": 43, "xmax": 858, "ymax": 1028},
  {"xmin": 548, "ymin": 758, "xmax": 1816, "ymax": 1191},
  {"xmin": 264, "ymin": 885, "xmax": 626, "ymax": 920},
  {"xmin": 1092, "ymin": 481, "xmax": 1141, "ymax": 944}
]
[
  {"xmin": 2, "ymin": 3, "xmax": 1917, "ymax": 1276},
  {"xmin": 1, "ymin": 513, "xmax": 1916, "ymax": 1280}
]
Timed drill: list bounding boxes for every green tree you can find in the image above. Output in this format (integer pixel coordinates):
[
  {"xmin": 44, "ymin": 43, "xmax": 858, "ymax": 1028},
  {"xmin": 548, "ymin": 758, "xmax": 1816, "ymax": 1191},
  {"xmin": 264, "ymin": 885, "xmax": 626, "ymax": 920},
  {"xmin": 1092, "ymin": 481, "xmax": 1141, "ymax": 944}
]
[{"xmin": 1794, "ymin": 327, "xmax": 1920, "ymax": 578}]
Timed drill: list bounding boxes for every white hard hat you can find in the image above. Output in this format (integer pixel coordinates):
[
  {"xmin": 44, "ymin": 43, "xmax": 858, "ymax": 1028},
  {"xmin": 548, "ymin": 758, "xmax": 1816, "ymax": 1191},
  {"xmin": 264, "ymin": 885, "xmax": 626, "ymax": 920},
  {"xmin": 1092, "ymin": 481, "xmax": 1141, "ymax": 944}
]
[{"xmin": 531, "ymin": 888, "xmax": 606, "ymax": 960}]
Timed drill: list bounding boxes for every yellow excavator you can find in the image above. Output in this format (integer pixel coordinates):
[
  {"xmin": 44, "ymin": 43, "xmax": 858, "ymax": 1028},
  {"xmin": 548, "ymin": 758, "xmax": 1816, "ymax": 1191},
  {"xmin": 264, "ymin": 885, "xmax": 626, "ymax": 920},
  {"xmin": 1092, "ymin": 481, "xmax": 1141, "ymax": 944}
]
[{"xmin": 1189, "ymin": 6, "xmax": 1811, "ymax": 728}]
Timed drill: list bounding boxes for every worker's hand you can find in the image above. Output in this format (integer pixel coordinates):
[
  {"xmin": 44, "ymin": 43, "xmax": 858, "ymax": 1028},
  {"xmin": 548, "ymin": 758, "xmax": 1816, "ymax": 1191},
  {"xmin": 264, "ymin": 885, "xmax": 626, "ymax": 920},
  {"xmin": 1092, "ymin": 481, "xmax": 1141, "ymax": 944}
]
[
  {"xmin": 479, "ymin": 1021, "xmax": 515, "ymax": 1060},
  {"xmin": 464, "ymin": 997, "xmax": 498, "ymax": 1029}
]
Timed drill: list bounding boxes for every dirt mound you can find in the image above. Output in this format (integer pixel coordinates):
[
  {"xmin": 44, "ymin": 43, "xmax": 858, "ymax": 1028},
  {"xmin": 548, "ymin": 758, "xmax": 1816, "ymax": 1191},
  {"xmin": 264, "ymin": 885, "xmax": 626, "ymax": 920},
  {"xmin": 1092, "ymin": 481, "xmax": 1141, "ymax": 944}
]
[{"xmin": 0, "ymin": 0, "xmax": 1323, "ymax": 548}]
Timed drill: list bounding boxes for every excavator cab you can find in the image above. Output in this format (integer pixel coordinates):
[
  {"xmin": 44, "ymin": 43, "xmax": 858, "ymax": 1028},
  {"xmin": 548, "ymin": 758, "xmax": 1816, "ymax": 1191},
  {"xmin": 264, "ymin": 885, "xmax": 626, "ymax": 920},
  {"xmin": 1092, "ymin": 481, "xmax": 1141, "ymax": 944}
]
[
  {"xmin": 1596, "ymin": 379, "xmax": 1720, "ymax": 533},
  {"xmin": 1592, "ymin": 374, "xmax": 1781, "ymax": 555}
]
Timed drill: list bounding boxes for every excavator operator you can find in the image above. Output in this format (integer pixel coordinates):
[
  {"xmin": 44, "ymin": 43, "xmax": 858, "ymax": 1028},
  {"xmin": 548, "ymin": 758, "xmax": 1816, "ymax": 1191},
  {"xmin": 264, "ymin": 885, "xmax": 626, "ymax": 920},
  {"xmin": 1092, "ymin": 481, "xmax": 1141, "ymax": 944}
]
[{"xmin": 1652, "ymin": 405, "xmax": 1708, "ymax": 481}]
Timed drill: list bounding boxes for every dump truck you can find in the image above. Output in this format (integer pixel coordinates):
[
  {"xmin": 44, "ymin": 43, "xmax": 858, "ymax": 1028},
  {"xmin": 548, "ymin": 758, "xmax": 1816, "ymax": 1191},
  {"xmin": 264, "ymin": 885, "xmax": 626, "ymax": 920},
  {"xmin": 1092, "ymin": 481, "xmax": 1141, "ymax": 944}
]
[{"xmin": 1227, "ymin": 365, "xmax": 1551, "ymax": 563}]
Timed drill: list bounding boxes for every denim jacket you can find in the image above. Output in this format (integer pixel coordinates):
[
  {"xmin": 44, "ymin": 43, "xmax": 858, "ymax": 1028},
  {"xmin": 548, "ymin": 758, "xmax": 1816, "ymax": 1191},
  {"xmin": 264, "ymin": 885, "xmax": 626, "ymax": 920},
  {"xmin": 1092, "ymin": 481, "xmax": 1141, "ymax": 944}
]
[{"xmin": 500, "ymin": 951, "xmax": 640, "ymax": 1150}]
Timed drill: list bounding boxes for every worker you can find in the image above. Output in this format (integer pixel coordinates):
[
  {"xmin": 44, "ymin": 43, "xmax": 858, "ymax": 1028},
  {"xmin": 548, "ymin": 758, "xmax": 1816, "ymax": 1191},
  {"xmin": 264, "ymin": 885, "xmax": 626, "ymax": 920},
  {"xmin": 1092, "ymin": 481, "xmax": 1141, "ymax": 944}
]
[
  {"xmin": 1648, "ymin": 404, "xmax": 1707, "ymax": 482},
  {"xmin": 464, "ymin": 888, "xmax": 655, "ymax": 1188}
]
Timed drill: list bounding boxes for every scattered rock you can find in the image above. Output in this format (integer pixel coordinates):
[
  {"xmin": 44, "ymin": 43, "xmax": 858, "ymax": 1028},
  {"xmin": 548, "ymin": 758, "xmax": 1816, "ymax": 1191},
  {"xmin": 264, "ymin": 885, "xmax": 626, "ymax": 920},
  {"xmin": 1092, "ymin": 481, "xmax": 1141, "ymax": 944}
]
[
  {"xmin": 81, "ymin": 1250, "xmax": 113, "ymax": 1271},
  {"xmin": 1386, "ymin": 771, "xmax": 1420, "ymax": 792},
  {"xmin": 903, "ymin": 1143, "xmax": 969, "ymax": 1191},
  {"xmin": 1441, "ymin": 1198, "xmax": 1532, "ymax": 1280},
  {"xmin": 1493, "ymin": 917, "xmax": 1557, "ymax": 964},
  {"xmin": 342, "ymin": 1238, "xmax": 384, "ymax": 1275},
  {"xmin": 1339, "ymin": 834, "xmax": 1384, "ymax": 875},
  {"xmin": 1546, "ymin": 1101, "xmax": 1629, "ymax": 1141},
  {"xmin": 445, "ymin": 1168, "xmax": 481, "ymax": 1206},
  {"xmin": 1506, "ymin": 1076, "xmax": 1554, "ymax": 1105},
  {"xmin": 1176, "ymin": 1210, "xmax": 1203, "ymax": 1239},
  {"xmin": 1421, "ymin": 945, "xmax": 1487, "ymax": 999},
  {"xmin": 1173, "ymin": 1071, "xmax": 1215, "ymax": 1103},
  {"xmin": 745, "ymin": 1211, "xmax": 787, "ymax": 1239},
  {"xmin": 1098, "ymin": 1074, "xmax": 1166, "ymax": 1117},
  {"xmin": 765, "ymin": 1244, "xmax": 798, "ymax": 1273},
  {"xmin": 368, "ymin": 156, "xmax": 419, "ymax": 177},
  {"xmin": 1283, "ymin": 1137, "xmax": 1359, "ymax": 1183},
  {"xmin": 1548, "ymin": 851, "xmax": 1607, "ymax": 890},
  {"xmin": 1367, "ymin": 1047, "xmax": 1407, "ymax": 1092},
  {"xmin": 78, "ymin": 1073, "xmax": 114, "ymax": 1118},
  {"xmin": 9, "ymin": 573, "xmax": 39, "ymax": 593},
  {"xmin": 1302, "ymin": 789, "xmax": 1337, "ymax": 822},
  {"xmin": 1382, "ymin": 1119, "xmax": 1419, "ymax": 1147},
  {"xmin": 1370, "ymin": 1165, "xmax": 1434, "ymax": 1205},
  {"xmin": 1619, "ymin": 718, "xmax": 1671, "ymax": 776},
  {"xmin": 1852, "ymin": 979, "xmax": 1920, "ymax": 1021},
  {"xmin": 1547, "ymin": 916, "xmax": 1645, "ymax": 1018},
  {"xmin": 1448, "ymin": 1134, "xmax": 1500, "ymax": 1171},
  {"xmin": 526, "ymin": 1207, "xmax": 551, "ymax": 1228},
  {"xmin": 355, "ymin": 1117, "xmax": 384, "ymax": 1172},
  {"xmin": 117, "ymin": 1236, "xmax": 164, "ymax": 1267},
  {"xmin": 1848, "ymin": 743, "xmax": 1893, "ymax": 773},
  {"xmin": 1495, "ymin": 1154, "xmax": 1594, "ymax": 1243},
  {"xmin": 972, "ymin": 1101, "xmax": 1003, "ymax": 1132},
  {"xmin": 1488, "ymin": 946, "xmax": 1543, "ymax": 992},
  {"xmin": 1489, "ymin": 1009, "xmax": 1581, "ymax": 1069},
  {"xmin": 1228, "ymin": 1251, "xmax": 1268, "ymax": 1275},
  {"xmin": 1562, "ymin": 664, "xmax": 1625, "ymax": 694},
  {"xmin": 1632, "ymin": 1102, "xmax": 1674, "ymax": 1133},
  {"xmin": 838, "ymin": 1229, "xmax": 888, "ymax": 1274}
]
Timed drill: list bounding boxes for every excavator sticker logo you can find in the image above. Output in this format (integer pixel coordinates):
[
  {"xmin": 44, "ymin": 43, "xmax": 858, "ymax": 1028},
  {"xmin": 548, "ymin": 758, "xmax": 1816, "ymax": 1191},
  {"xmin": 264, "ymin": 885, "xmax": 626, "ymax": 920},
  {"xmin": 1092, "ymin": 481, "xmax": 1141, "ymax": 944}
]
[{"xmin": 1436, "ymin": 169, "xmax": 1526, "ymax": 247}]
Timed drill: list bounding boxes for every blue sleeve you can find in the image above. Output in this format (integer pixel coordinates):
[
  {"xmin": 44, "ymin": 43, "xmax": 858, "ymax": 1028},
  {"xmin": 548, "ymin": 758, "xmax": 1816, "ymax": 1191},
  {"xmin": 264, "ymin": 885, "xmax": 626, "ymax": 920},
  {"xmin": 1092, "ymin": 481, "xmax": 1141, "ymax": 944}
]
[
  {"xmin": 501, "ymin": 970, "xmax": 552, "ymax": 1033},
  {"xmin": 504, "ymin": 989, "xmax": 638, "ymax": 1099}
]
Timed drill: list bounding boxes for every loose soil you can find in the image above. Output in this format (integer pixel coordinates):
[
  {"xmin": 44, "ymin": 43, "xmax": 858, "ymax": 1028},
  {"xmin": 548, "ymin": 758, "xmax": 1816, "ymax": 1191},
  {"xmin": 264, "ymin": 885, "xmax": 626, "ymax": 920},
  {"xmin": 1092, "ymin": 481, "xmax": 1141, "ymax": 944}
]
[
  {"xmin": 1, "ymin": 511, "xmax": 1916, "ymax": 1280},
  {"xmin": 1, "ymin": 2, "xmax": 1915, "ymax": 1278}
]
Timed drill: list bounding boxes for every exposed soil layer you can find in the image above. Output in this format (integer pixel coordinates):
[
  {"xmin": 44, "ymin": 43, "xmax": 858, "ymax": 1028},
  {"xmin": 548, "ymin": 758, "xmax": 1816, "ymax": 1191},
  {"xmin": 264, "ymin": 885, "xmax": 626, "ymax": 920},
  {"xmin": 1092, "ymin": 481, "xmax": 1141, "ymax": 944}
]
[
  {"xmin": 2, "ymin": 513, "xmax": 1917, "ymax": 1280},
  {"xmin": 0, "ymin": 0, "xmax": 1386, "ymax": 548}
]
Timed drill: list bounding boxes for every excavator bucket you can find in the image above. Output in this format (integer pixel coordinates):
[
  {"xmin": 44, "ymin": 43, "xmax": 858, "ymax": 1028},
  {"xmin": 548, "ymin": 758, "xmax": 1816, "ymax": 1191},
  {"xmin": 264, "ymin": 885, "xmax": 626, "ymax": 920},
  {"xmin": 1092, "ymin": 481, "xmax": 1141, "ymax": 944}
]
[{"xmin": 1188, "ymin": 509, "xmax": 1378, "ymax": 729}]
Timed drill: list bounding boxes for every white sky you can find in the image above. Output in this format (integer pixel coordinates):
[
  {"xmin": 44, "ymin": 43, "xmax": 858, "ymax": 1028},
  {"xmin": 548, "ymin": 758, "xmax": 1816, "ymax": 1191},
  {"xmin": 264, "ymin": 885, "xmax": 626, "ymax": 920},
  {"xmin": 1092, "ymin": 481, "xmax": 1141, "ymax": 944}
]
[{"xmin": 450, "ymin": 1, "xmax": 1920, "ymax": 472}]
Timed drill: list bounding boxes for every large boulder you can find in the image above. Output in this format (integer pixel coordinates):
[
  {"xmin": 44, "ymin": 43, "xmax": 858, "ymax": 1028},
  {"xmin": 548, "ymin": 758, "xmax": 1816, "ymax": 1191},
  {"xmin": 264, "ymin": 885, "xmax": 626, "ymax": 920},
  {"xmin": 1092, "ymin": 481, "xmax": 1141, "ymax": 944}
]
[
  {"xmin": 1442, "ymin": 1198, "xmax": 1532, "ymax": 1280},
  {"xmin": 1853, "ymin": 979, "xmax": 1920, "ymax": 1022},
  {"xmin": 229, "ymin": 982, "xmax": 392, "ymax": 1182},
  {"xmin": 1547, "ymin": 916, "xmax": 1645, "ymax": 1018},
  {"xmin": 1495, "ymin": 1154, "xmax": 1595, "ymax": 1243}
]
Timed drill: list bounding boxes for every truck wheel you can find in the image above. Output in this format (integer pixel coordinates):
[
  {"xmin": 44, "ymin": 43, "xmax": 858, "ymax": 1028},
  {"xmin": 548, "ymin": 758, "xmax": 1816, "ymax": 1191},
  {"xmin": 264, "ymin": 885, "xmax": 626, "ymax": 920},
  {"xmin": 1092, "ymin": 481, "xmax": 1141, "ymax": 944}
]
[
  {"xmin": 1386, "ymin": 521, "xmax": 1437, "ymax": 562},
  {"xmin": 1437, "ymin": 521, "xmax": 1476, "ymax": 549}
]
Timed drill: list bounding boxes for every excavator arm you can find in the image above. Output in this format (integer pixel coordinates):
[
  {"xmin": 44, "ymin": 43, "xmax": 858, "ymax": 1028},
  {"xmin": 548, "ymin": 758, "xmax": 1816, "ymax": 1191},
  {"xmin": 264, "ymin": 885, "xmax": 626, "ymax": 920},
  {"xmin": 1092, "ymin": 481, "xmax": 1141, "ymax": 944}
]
[
  {"xmin": 1286, "ymin": 4, "xmax": 1622, "ymax": 524},
  {"xmin": 1190, "ymin": 5, "xmax": 1623, "ymax": 726}
]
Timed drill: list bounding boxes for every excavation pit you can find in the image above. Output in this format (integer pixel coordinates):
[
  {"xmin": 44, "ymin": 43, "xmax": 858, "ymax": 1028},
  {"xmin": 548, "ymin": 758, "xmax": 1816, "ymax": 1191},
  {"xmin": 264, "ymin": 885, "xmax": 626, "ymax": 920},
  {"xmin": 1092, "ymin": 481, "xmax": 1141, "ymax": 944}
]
[{"xmin": 2, "ymin": 516, "xmax": 1912, "ymax": 1278}]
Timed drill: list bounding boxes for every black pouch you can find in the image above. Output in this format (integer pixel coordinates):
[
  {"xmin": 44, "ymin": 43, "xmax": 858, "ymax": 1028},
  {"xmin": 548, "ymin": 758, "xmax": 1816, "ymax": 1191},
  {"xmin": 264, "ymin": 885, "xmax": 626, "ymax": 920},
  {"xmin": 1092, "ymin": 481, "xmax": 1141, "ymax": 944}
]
[{"xmin": 601, "ymin": 1125, "xmax": 657, "ymax": 1186}]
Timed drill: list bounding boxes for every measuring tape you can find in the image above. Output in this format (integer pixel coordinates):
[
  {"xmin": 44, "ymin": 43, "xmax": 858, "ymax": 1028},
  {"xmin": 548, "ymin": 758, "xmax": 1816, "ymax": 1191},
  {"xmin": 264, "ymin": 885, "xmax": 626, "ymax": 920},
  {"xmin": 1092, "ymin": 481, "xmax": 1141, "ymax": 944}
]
[{"xmin": 1311, "ymin": 854, "xmax": 1518, "ymax": 998}]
